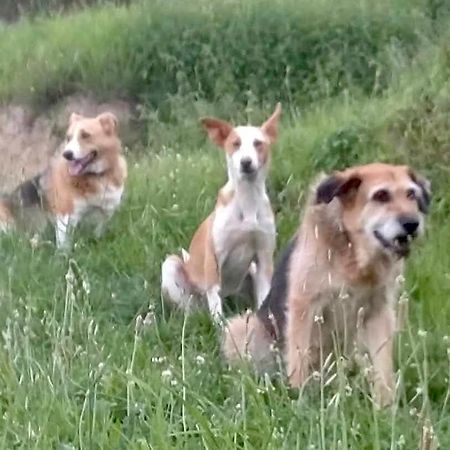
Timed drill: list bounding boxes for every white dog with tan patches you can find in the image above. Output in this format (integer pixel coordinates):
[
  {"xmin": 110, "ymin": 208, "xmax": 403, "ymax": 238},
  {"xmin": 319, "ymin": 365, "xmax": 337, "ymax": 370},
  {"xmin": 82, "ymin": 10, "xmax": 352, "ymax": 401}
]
[
  {"xmin": 0, "ymin": 112, "xmax": 127, "ymax": 249},
  {"xmin": 161, "ymin": 104, "xmax": 281, "ymax": 322}
]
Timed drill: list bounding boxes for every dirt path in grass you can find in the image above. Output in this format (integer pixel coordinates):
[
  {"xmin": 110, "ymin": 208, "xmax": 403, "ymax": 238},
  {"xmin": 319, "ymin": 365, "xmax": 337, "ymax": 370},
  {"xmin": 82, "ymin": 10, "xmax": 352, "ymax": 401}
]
[{"xmin": 0, "ymin": 95, "xmax": 133, "ymax": 192}]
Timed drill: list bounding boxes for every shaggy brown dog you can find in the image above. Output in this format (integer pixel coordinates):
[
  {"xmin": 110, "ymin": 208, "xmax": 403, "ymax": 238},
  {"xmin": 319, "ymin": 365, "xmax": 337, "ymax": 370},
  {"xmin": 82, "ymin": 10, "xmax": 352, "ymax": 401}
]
[{"xmin": 222, "ymin": 163, "xmax": 430, "ymax": 406}]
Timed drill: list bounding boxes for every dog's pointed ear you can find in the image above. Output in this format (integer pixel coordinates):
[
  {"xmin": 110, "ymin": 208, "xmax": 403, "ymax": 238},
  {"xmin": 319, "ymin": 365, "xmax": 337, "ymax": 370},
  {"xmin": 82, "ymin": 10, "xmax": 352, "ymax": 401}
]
[
  {"xmin": 316, "ymin": 173, "xmax": 362, "ymax": 204},
  {"xmin": 98, "ymin": 112, "xmax": 118, "ymax": 135},
  {"xmin": 200, "ymin": 117, "xmax": 233, "ymax": 148},
  {"xmin": 261, "ymin": 102, "xmax": 282, "ymax": 144},
  {"xmin": 408, "ymin": 168, "xmax": 431, "ymax": 214},
  {"xmin": 69, "ymin": 112, "xmax": 83, "ymax": 125}
]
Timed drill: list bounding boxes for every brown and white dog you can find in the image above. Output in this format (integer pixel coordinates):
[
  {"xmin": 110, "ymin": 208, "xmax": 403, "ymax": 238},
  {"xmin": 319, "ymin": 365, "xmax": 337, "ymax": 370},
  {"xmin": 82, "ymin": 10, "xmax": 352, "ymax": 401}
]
[
  {"xmin": 0, "ymin": 112, "xmax": 127, "ymax": 248},
  {"xmin": 161, "ymin": 104, "xmax": 282, "ymax": 321},
  {"xmin": 223, "ymin": 163, "xmax": 430, "ymax": 406}
]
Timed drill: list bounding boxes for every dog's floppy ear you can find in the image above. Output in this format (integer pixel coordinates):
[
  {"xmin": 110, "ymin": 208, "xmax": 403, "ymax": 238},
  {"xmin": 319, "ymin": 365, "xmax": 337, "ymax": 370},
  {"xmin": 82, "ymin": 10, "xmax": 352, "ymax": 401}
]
[
  {"xmin": 200, "ymin": 117, "xmax": 233, "ymax": 148},
  {"xmin": 261, "ymin": 102, "xmax": 282, "ymax": 144},
  {"xmin": 69, "ymin": 112, "xmax": 83, "ymax": 125},
  {"xmin": 316, "ymin": 173, "xmax": 362, "ymax": 204},
  {"xmin": 98, "ymin": 112, "xmax": 119, "ymax": 135},
  {"xmin": 408, "ymin": 168, "xmax": 431, "ymax": 214}
]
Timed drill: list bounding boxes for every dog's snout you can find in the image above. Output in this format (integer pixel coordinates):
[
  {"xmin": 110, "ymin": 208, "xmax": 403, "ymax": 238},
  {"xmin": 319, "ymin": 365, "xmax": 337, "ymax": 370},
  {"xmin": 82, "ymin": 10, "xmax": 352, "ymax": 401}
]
[
  {"xmin": 63, "ymin": 150, "xmax": 74, "ymax": 161},
  {"xmin": 240, "ymin": 158, "xmax": 253, "ymax": 173},
  {"xmin": 399, "ymin": 215, "xmax": 419, "ymax": 235}
]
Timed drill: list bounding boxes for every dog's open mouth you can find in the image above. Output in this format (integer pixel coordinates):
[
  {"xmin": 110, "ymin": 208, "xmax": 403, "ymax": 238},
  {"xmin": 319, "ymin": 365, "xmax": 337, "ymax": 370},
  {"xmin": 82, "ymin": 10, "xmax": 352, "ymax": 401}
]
[
  {"xmin": 67, "ymin": 151, "xmax": 97, "ymax": 176},
  {"xmin": 374, "ymin": 230, "xmax": 412, "ymax": 258}
]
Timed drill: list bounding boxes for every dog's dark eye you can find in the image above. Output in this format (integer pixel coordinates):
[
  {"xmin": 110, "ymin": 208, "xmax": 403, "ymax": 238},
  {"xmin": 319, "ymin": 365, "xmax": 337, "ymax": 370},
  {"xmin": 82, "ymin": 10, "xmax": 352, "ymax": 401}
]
[
  {"xmin": 372, "ymin": 189, "xmax": 391, "ymax": 203},
  {"xmin": 232, "ymin": 140, "xmax": 240, "ymax": 149},
  {"xmin": 80, "ymin": 129, "xmax": 91, "ymax": 139},
  {"xmin": 406, "ymin": 188, "xmax": 417, "ymax": 200},
  {"xmin": 254, "ymin": 139, "xmax": 263, "ymax": 148}
]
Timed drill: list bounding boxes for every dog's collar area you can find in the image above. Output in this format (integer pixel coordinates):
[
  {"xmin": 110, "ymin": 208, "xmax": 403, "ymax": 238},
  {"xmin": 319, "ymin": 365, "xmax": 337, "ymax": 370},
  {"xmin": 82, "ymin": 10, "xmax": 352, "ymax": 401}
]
[
  {"xmin": 240, "ymin": 170, "xmax": 257, "ymax": 181},
  {"xmin": 237, "ymin": 212, "xmax": 262, "ymax": 228}
]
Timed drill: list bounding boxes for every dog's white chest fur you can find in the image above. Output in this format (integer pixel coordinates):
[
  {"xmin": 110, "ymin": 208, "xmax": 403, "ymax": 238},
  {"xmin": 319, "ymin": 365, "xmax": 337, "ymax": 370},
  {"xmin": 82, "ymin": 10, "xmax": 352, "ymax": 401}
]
[
  {"xmin": 74, "ymin": 182, "xmax": 124, "ymax": 221},
  {"xmin": 55, "ymin": 181, "xmax": 124, "ymax": 248},
  {"xmin": 212, "ymin": 185, "xmax": 275, "ymax": 296}
]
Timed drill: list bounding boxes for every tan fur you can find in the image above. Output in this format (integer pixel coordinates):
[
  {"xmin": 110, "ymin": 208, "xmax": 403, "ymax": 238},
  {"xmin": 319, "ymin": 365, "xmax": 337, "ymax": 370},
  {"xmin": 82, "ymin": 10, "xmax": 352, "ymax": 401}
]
[
  {"xmin": 162, "ymin": 104, "xmax": 281, "ymax": 320},
  {"xmin": 0, "ymin": 112, "xmax": 127, "ymax": 247},
  {"xmin": 47, "ymin": 146, "xmax": 126, "ymax": 216},
  {"xmin": 183, "ymin": 214, "xmax": 220, "ymax": 290},
  {"xmin": 286, "ymin": 164, "xmax": 424, "ymax": 406},
  {"xmin": 223, "ymin": 163, "xmax": 429, "ymax": 407},
  {"xmin": 47, "ymin": 112, "xmax": 126, "ymax": 215},
  {"xmin": 186, "ymin": 105, "xmax": 280, "ymax": 290},
  {"xmin": 0, "ymin": 200, "xmax": 13, "ymax": 230},
  {"xmin": 222, "ymin": 313, "xmax": 277, "ymax": 373}
]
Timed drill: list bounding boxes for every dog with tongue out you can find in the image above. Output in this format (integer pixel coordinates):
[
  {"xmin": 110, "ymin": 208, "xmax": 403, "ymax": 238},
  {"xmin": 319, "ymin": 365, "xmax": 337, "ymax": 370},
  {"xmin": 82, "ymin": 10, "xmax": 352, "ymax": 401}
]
[{"xmin": 0, "ymin": 112, "xmax": 127, "ymax": 249}]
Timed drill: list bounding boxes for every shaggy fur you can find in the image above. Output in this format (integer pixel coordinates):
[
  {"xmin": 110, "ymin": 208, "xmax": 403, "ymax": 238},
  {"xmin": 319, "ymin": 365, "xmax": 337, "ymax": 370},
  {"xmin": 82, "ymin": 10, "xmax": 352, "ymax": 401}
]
[{"xmin": 223, "ymin": 163, "xmax": 430, "ymax": 407}]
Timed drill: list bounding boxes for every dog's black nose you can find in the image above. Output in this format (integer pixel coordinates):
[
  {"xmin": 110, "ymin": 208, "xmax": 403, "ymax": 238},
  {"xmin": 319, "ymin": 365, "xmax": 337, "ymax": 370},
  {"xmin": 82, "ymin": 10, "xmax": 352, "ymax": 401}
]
[
  {"xmin": 240, "ymin": 158, "xmax": 253, "ymax": 173},
  {"xmin": 399, "ymin": 216, "xmax": 419, "ymax": 235},
  {"xmin": 63, "ymin": 150, "xmax": 74, "ymax": 161}
]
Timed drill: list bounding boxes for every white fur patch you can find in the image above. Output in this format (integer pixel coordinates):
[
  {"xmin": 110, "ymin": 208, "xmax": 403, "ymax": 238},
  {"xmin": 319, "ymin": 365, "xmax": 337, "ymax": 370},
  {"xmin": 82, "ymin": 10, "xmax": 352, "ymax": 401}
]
[
  {"xmin": 228, "ymin": 126, "xmax": 268, "ymax": 182},
  {"xmin": 65, "ymin": 124, "xmax": 83, "ymax": 159},
  {"xmin": 212, "ymin": 178, "xmax": 276, "ymax": 299},
  {"xmin": 54, "ymin": 183, "xmax": 123, "ymax": 249},
  {"xmin": 162, "ymin": 256, "xmax": 187, "ymax": 306}
]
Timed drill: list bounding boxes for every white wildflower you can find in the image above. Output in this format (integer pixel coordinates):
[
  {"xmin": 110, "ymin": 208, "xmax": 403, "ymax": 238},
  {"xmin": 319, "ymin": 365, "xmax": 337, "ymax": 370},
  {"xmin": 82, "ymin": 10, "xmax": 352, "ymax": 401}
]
[
  {"xmin": 418, "ymin": 329, "xmax": 427, "ymax": 338},
  {"xmin": 195, "ymin": 355, "xmax": 206, "ymax": 366},
  {"xmin": 312, "ymin": 370, "xmax": 321, "ymax": 381},
  {"xmin": 314, "ymin": 315, "xmax": 324, "ymax": 324},
  {"xmin": 29, "ymin": 234, "xmax": 40, "ymax": 249},
  {"xmin": 161, "ymin": 369, "xmax": 173, "ymax": 382},
  {"xmin": 151, "ymin": 356, "xmax": 166, "ymax": 364}
]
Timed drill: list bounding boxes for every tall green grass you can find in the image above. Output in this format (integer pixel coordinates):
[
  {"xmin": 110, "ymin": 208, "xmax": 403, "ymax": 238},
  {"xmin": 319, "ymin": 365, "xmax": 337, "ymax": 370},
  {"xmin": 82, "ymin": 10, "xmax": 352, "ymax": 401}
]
[{"xmin": 1, "ymin": 102, "xmax": 449, "ymax": 446}]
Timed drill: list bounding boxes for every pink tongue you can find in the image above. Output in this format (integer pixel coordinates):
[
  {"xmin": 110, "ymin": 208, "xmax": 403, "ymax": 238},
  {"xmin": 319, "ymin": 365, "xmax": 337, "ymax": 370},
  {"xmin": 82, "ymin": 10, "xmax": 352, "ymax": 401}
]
[{"xmin": 68, "ymin": 161, "xmax": 84, "ymax": 176}]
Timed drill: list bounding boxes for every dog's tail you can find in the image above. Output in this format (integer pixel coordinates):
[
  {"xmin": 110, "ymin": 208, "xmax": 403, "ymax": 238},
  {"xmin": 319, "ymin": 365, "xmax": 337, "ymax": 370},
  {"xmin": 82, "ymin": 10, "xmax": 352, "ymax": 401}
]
[
  {"xmin": 222, "ymin": 311, "xmax": 277, "ymax": 374},
  {"xmin": 161, "ymin": 253, "xmax": 196, "ymax": 311}
]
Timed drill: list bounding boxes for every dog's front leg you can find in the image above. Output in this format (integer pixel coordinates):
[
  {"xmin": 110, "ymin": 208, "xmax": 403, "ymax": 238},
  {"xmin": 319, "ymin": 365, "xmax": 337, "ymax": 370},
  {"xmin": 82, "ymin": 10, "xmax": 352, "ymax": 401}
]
[
  {"xmin": 206, "ymin": 285, "xmax": 223, "ymax": 322},
  {"xmin": 204, "ymin": 239, "xmax": 223, "ymax": 323},
  {"xmin": 55, "ymin": 214, "xmax": 76, "ymax": 250},
  {"xmin": 286, "ymin": 297, "xmax": 314, "ymax": 388},
  {"xmin": 361, "ymin": 304, "xmax": 396, "ymax": 407},
  {"xmin": 252, "ymin": 250, "xmax": 273, "ymax": 308}
]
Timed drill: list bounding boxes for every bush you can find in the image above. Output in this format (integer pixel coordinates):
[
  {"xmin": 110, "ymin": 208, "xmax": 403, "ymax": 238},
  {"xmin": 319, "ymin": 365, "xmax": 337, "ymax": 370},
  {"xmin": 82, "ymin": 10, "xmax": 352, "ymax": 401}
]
[
  {"xmin": 0, "ymin": 0, "xmax": 131, "ymax": 22},
  {"xmin": 0, "ymin": 0, "xmax": 439, "ymax": 111}
]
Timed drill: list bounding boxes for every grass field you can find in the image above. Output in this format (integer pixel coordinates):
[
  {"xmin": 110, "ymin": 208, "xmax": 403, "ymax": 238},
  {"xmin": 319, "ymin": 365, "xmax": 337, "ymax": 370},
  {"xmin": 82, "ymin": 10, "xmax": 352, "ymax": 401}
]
[{"xmin": 1, "ymin": 0, "xmax": 450, "ymax": 448}]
